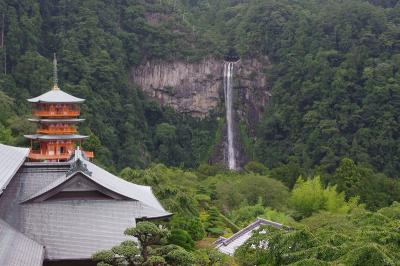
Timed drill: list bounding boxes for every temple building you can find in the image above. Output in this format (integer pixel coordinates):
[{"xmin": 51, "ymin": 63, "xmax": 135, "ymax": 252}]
[
  {"xmin": 25, "ymin": 55, "xmax": 93, "ymax": 162},
  {"xmin": 0, "ymin": 56, "xmax": 171, "ymax": 266}
]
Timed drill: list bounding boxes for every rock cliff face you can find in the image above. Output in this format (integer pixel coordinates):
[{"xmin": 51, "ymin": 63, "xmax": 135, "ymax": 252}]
[
  {"xmin": 129, "ymin": 57, "xmax": 270, "ymax": 119},
  {"xmin": 130, "ymin": 57, "xmax": 220, "ymax": 117},
  {"xmin": 129, "ymin": 56, "xmax": 271, "ymax": 168}
]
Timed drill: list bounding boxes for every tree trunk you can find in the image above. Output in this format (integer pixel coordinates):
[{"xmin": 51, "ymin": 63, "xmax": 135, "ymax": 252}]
[{"xmin": 141, "ymin": 244, "xmax": 148, "ymax": 262}]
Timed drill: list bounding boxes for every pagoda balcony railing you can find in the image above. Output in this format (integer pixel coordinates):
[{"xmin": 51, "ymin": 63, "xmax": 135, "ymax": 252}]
[
  {"xmin": 37, "ymin": 128, "xmax": 77, "ymax": 134},
  {"xmin": 28, "ymin": 151, "xmax": 71, "ymax": 161},
  {"xmin": 29, "ymin": 150, "xmax": 94, "ymax": 160},
  {"xmin": 33, "ymin": 110, "xmax": 80, "ymax": 117}
]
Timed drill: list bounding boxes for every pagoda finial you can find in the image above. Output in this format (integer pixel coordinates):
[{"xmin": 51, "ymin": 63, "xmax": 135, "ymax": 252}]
[{"xmin": 52, "ymin": 53, "xmax": 59, "ymax": 90}]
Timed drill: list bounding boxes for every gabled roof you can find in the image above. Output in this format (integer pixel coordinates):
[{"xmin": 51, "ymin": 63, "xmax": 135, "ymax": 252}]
[
  {"xmin": 72, "ymin": 149, "xmax": 169, "ymax": 213},
  {"xmin": 0, "ymin": 218, "xmax": 44, "ymax": 266},
  {"xmin": 215, "ymin": 218, "xmax": 283, "ymax": 256},
  {"xmin": 21, "ymin": 170, "xmax": 128, "ymax": 203},
  {"xmin": 0, "ymin": 144, "xmax": 29, "ymax": 195},
  {"xmin": 22, "ymin": 149, "xmax": 170, "ymax": 216},
  {"xmin": 27, "ymin": 89, "xmax": 85, "ymax": 103}
]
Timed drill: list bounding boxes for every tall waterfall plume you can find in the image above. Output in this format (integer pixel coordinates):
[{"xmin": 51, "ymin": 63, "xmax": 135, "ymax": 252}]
[{"xmin": 224, "ymin": 62, "xmax": 236, "ymax": 170}]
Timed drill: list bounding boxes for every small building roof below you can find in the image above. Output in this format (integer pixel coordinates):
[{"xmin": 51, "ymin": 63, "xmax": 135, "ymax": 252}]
[{"xmin": 215, "ymin": 218, "xmax": 283, "ymax": 256}]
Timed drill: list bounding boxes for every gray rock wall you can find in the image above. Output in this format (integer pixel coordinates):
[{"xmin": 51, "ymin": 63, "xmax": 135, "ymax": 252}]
[
  {"xmin": 129, "ymin": 57, "xmax": 271, "ymax": 119},
  {"xmin": 129, "ymin": 56, "xmax": 272, "ymax": 168}
]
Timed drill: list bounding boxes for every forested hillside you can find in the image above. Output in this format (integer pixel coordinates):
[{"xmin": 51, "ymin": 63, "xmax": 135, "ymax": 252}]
[
  {"xmin": 0, "ymin": 0, "xmax": 221, "ymax": 171},
  {"xmin": 2, "ymin": 0, "xmax": 400, "ymax": 174},
  {"xmin": 180, "ymin": 0, "xmax": 400, "ymax": 175},
  {"xmin": 2, "ymin": 1, "xmax": 400, "ymax": 264}
]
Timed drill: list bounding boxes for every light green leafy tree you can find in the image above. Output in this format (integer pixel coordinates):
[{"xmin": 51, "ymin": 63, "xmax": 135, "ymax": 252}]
[{"xmin": 290, "ymin": 176, "xmax": 351, "ymax": 218}]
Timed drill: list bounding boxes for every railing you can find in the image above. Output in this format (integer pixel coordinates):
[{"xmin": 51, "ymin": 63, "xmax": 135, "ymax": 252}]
[
  {"xmin": 37, "ymin": 128, "xmax": 77, "ymax": 134},
  {"xmin": 28, "ymin": 151, "xmax": 71, "ymax": 161},
  {"xmin": 28, "ymin": 150, "xmax": 94, "ymax": 160},
  {"xmin": 33, "ymin": 110, "xmax": 80, "ymax": 117}
]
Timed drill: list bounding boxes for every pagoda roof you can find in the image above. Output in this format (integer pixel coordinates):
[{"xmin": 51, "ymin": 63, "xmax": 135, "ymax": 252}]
[
  {"xmin": 0, "ymin": 144, "xmax": 29, "ymax": 195},
  {"xmin": 28, "ymin": 89, "xmax": 85, "ymax": 103},
  {"xmin": 28, "ymin": 118, "xmax": 85, "ymax": 123},
  {"xmin": 24, "ymin": 134, "xmax": 88, "ymax": 140}
]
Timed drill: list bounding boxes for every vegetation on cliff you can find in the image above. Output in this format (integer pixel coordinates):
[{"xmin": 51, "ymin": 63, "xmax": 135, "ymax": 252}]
[{"xmin": 2, "ymin": 0, "xmax": 400, "ymax": 264}]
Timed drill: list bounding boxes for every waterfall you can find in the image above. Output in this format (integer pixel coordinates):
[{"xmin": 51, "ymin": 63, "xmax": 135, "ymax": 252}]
[{"xmin": 224, "ymin": 62, "xmax": 236, "ymax": 170}]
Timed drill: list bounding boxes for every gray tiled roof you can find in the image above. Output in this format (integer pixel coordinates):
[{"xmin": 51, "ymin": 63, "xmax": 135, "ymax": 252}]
[
  {"xmin": 27, "ymin": 89, "xmax": 85, "ymax": 103},
  {"xmin": 0, "ymin": 148, "xmax": 171, "ymax": 261},
  {"xmin": 0, "ymin": 144, "xmax": 29, "ymax": 195},
  {"xmin": 215, "ymin": 218, "xmax": 283, "ymax": 256},
  {"xmin": 0, "ymin": 218, "xmax": 44, "ymax": 266},
  {"xmin": 82, "ymin": 156, "xmax": 167, "ymax": 212},
  {"xmin": 21, "ymin": 159, "xmax": 170, "ymax": 215}
]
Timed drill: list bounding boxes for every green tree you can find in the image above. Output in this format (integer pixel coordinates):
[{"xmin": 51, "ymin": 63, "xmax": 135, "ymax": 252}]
[
  {"xmin": 332, "ymin": 158, "xmax": 400, "ymax": 210},
  {"xmin": 332, "ymin": 158, "xmax": 363, "ymax": 199},
  {"xmin": 93, "ymin": 221, "xmax": 195, "ymax": 266},
  {"xmin": 204, "ymin": 207, "xmax": 225, "ymax": 236},
  {"xmin": 289, "ymin": 176, "xmax": 349, "ymax": 218},
  {"xmin": 167, "ymin": 229, "xmax": 195, "ymax": 251},
  {"xmin": 244, "ymin": 161, "xmax": 268, "ymax": 175},
  {"xmin": 124, "ymin": 222, "xmax": 168, "ymax": 261},
  {"xmin": 170, "ymin": 215, "xmax": 205, "ymax": 241},
  {"xmin": 236, "ymin": 175, "xmax": 289, "ymax": 210}
]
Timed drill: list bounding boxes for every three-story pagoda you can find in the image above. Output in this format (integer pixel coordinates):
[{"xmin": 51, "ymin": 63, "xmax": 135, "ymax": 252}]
[{"xmin": 24, "ymin": 54, "xmax": 93, "ymax": 161}]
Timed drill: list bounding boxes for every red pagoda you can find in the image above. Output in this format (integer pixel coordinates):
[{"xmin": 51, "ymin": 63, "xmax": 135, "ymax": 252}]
[{"xmin": 25, "ymin": 54, "xmax": 94, "ymax": 161}]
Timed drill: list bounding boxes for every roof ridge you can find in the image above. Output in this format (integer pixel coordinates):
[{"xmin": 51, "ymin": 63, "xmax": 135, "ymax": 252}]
[{"xmin": 221, "ymin": 217, "xmax": 283, "ymax": 246}]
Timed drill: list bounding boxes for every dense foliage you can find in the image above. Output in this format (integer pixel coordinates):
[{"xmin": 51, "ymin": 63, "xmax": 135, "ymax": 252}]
[
  {"xmin": 235, "ymin": 202, "xmax": 400, "ymax": 265},
  {"xmin": 175, "ymin": 0, "xmax": 400, "ymax": 176},
  {"xmin": 115, "ymin": 164, "xmax": 400, "ymax": 265},
  {"xmin": 0, "ymin": 0, "xmax": 219, "ymax": 170},
  {"xmin": 179, "ymin": 0, "xmax": 400, "ymax": 179},
  {"xmin": 246, "ymin": 0, "xmax": 400, "ymax": 177}
]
